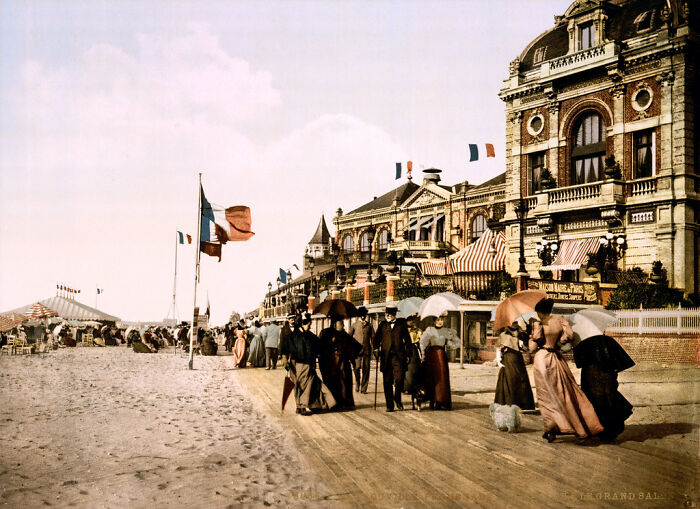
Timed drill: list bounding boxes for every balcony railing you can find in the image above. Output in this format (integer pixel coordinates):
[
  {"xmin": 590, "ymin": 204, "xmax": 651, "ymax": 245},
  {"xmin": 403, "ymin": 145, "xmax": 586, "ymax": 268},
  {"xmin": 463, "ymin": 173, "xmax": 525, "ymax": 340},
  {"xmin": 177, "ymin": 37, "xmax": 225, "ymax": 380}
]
[
  {"xmin": 628, "ymin": 177, "xmax": 657, "ymax": 197},
  {"xmin": 541, "ymin": 42, "xmax": 618, "ymax": 78},
  {"xmin": 390, "ymin": 240, "xmax": 447, "ymax": 251},
  {"xmin": 548, "ymin": 182, "xmax": 602, "ymax": 204}
]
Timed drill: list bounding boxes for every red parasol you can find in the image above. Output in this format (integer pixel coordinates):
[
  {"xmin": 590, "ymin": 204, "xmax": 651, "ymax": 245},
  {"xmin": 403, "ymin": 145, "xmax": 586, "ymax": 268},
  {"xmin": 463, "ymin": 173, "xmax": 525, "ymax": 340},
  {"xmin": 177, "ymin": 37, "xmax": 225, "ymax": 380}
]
[
  {"xmin": 282, "ymin": 375, "xmax": 295, "ymax": 412},
  {"xmin": 494, "ymin": 290, "xmax": 547, "ymax": 332},
  {"xmin": 24, "ymin": 302, "xmax": 58, "ymax": 320},
  {"xmin": 0, "ymin": 313, "xmax": 28, "ymax": 332}
]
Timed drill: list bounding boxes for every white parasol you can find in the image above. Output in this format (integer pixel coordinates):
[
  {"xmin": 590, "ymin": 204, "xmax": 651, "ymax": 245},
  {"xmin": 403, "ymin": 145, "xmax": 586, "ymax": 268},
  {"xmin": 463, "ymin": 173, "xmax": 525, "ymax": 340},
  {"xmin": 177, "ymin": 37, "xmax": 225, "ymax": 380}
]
[{"xmin": 418, "ymin": 292, "xmax": 468, "ymax": 319}]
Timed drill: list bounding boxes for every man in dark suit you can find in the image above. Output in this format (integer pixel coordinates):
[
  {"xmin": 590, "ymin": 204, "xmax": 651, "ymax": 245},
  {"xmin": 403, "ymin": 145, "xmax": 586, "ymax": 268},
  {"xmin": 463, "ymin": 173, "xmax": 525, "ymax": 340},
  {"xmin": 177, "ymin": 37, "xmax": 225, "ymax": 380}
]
[
  {"xmin": 350, "ymin": 306, "xmax": 374, "ymax": 393},
  {"xmin": 373, "ymin": 304, "xmax": 411, "ymax": 412}
]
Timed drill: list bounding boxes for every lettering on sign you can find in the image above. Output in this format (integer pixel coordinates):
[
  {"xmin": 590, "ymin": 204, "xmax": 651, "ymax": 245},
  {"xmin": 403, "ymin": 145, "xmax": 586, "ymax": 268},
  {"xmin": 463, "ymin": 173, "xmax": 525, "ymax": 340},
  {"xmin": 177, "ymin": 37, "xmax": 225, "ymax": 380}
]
[{"xmin": 527, "ymin": 279, "xmax": 598, "ymax": 303}]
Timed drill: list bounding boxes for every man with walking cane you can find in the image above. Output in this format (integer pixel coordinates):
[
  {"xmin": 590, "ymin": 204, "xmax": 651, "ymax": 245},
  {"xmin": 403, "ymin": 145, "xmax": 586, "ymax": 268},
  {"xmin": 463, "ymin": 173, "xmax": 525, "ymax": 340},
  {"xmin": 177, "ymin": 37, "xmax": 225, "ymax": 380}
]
[
  {"xmin": 350, "ymin": 306, "xmax": 374, "ymax": 394},
  {"xmin": 373, "ymin": 304, "xmax": 411, "ymax": 412}
]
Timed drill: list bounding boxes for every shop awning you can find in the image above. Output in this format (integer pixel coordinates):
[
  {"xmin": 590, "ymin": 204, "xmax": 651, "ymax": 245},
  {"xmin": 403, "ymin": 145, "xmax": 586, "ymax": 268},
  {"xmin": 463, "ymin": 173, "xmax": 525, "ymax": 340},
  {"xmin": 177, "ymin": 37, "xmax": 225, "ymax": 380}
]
[
  {"xmin": 449, "ymin": 229, "xmax": 505, "ymax": 273},
  {"xmin": 420, "ymin": 259, "xmax": 449, "ymax": 276},
  {"xmin": 541, "ymin": 237, "xmax": 600, "ymax": 271}
]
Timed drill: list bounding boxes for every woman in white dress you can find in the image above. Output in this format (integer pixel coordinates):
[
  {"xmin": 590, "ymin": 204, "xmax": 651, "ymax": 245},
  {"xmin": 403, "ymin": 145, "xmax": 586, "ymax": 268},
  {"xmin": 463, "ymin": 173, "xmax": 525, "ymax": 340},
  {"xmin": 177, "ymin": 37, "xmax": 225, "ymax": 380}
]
[{"xmin": 419, "ymin": 314, "xmax": 459, "ymax": 410}]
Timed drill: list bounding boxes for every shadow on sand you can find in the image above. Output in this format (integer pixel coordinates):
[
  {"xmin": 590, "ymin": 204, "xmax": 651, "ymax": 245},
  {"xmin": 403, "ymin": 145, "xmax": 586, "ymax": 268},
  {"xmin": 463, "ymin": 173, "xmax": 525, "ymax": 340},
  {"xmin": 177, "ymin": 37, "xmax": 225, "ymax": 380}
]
[{"xmin": 616, "ymin": 422, "xmax": 698, "ymax": 443}]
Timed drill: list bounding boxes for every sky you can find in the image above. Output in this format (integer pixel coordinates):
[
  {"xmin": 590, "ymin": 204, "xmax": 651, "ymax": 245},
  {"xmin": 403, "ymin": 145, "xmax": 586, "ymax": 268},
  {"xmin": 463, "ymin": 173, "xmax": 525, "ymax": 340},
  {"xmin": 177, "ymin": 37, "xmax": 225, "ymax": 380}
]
[{"xmin": 0, "ymin": 0, "xmax": 568, "ymax": 325}]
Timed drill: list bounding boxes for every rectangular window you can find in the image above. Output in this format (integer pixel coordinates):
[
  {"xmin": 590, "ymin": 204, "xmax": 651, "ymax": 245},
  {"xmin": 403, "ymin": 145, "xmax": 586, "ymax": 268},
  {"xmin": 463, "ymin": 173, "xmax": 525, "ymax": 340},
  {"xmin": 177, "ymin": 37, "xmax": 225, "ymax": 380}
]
[
  {"xmin": 530, "ymin": 152, "xmax": 545, "ymax": 194},
  {"xmin": 579, "ymin": 22, "xmax": 595, "ymax": 50},
  {"xmin": 633, "ymin": 130, "xmax": 655, "ymax": 178}
]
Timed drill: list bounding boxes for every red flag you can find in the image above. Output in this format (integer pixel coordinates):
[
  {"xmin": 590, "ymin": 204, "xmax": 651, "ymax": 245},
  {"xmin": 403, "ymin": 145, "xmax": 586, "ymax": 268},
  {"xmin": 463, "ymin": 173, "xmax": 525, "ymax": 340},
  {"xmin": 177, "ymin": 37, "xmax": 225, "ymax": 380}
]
[
  {"xmin": 201, "ymin": 241, "xmax": 222, "ymax": 262},
  {"xmin": 224, "ymin": 206, "xmax": 255, "ymax": 241},
  {"xmin": 486, "ymin": 143, "xmax": 495, "ymax": 158}
]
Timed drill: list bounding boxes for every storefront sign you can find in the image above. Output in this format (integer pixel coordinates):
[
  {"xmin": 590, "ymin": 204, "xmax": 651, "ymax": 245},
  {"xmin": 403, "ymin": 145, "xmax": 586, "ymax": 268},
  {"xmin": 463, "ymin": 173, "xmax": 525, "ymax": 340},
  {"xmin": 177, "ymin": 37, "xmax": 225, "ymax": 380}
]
[{"xmin": 527, "ymin": 279, "xmax": 599, "ymax": 304}]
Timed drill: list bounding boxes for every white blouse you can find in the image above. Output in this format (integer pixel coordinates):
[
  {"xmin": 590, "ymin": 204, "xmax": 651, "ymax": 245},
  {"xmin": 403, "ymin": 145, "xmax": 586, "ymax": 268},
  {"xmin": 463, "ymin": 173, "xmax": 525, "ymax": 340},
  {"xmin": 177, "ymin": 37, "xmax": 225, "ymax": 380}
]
[{"xmin": 420, "ymin": 326, "xmax": 459, "ymax": 356}]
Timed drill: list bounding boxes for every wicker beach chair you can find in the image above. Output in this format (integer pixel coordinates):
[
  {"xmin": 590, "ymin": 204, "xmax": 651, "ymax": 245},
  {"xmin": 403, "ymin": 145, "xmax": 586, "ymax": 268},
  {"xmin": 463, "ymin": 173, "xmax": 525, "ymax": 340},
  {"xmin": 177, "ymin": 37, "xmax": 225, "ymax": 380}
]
[
  {"xmin": 81, "ymin": 333, "xmax": 94, "ymax": 347},
  {"xmin": 1, "ymin": 335, "xmax": 17, "ymax": 355}
]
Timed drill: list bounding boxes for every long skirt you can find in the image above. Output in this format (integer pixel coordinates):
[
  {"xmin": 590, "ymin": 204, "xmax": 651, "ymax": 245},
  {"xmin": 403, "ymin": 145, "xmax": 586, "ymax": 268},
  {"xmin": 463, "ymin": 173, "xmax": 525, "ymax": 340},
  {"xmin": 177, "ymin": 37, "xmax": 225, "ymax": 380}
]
[
  {"xmin": 495, "ymin": 349, "xmax": 535, "ymax": 410},
  {"xmin": 320, "ymin": 354, "xmax": 355, "ymax": 410},
  {"xmin": 581, "ymin": 365, "xmax": 633, "ymax": 439},
  {"xmin": 233, "ymin": 338, "xmax": 248, "ymax": 368},
  {"xmin": 423, "ymin": 346, "xmax": 451, "ymax": 409},
  {"xmin": 532, "ymin": 349, "xmax": 603, "ymax": 437},
  {"xmin": 404, "ymin": 345, "xmax": 423, "ymax": 396},
  {"xmin": 290, "ymin": 361, "xmax": 336, "ymax": 411},
  {"xmin": 248, "ymin": 336, "xmax": 266, "ymax": 367}
]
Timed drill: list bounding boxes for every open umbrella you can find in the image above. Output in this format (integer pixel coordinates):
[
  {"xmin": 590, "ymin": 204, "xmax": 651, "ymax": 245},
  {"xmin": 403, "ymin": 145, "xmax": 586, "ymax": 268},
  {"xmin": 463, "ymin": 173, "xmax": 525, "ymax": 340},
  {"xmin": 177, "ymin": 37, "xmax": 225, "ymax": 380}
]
[
  {"xmin": 313, "ymin": 299, "xmax": 359, "ymax": 319},
  {"xmin": 24, "ymin": 302, "xmax": 58, "ymax": 320},
  {"xmin": 396, "ymin": 297, "xmax": 424, "ymax": 319},
  {"xmin": 568, "ymin": 307, "xmax": 618, "ymax": 341},
  {"xmin": 418, "ymin": 292, "xmax": 468, "ymax": 319},
  {"xmin": 493, "ymin": 290, "xmax": 547, "ymax": 332}
]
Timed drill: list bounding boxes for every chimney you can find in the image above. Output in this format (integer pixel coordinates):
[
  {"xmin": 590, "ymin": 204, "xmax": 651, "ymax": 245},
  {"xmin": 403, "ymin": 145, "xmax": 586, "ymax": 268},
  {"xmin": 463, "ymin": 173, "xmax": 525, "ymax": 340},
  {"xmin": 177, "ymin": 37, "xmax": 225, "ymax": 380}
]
[{"xmin": 422, "ymin": 168, "xmax": 442, "ymax": 184}]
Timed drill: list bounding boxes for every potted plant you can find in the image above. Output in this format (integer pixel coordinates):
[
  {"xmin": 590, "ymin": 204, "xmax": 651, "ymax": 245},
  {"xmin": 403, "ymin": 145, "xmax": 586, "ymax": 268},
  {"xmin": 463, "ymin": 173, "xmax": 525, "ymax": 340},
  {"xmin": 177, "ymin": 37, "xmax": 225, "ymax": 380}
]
[
  {"xmin": 604, "ymin": 156, "xmax": 622, "ymax": 180},
  {"xmin": 539, "ymin": 168, "xmax": 556, "ymax": 190}
]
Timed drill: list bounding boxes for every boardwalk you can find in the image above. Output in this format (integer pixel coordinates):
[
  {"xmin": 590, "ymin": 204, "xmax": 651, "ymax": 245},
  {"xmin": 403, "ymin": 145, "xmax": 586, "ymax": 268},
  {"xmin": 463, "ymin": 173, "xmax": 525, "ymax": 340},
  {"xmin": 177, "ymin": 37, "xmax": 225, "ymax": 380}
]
[{"xmin": 236, "ymin": 361, "xmax": 699, "ymax": 509}]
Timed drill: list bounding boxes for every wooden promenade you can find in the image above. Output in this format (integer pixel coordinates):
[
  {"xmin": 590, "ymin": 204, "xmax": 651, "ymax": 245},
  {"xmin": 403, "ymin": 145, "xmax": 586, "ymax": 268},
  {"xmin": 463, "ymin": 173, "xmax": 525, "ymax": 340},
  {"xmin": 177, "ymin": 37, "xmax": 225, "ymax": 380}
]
[{"xmin": 233, "ymin": 362, "xmax": 698, "ymax": 509}]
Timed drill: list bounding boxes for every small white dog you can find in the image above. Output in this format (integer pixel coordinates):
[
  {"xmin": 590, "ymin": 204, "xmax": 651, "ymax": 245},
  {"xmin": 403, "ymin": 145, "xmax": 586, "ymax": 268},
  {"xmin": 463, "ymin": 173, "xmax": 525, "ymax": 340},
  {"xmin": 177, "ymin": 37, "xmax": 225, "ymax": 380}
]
[{"xmin": 489, "ymin": 403, "xmax": 522, "ymax": 433}]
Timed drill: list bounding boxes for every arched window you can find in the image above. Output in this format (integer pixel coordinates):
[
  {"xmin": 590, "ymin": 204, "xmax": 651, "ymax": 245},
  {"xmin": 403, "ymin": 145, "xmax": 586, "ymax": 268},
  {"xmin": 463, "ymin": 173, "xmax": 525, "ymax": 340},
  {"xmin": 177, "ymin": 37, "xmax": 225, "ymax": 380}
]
[
  {"xmin": 360, "ymin": 232, "xmax": 371, "ymax": 252},
  {"xmin": 377, "ymin": 229, "xmax": 389, "ymax": 250},
  {"xmin": 471, "ymin": 214, "xmax": 487, "ymax": 243},
  {"xmin": 571, "ymin": 112, "xmax": 606, "ymax": 185},
  {"xmin": 342, "ymin": 234, "xmax": 354, "ymax": 253}
]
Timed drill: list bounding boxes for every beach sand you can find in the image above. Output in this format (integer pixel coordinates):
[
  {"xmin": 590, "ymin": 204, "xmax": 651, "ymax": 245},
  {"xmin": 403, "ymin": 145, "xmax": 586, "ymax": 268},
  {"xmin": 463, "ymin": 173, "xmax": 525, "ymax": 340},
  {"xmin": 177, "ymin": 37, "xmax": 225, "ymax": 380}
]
[{"xmin": 0, "ymin": 347, "xmax": 326, "ymax": 508}]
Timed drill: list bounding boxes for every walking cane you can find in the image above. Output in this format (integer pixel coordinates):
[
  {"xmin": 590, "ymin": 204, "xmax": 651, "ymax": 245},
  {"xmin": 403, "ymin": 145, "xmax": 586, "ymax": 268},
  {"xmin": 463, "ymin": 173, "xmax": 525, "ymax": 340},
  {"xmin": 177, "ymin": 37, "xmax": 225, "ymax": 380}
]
[{"xmin": 373, "ymin": 349, "xmax": 379, "ymax": 410}]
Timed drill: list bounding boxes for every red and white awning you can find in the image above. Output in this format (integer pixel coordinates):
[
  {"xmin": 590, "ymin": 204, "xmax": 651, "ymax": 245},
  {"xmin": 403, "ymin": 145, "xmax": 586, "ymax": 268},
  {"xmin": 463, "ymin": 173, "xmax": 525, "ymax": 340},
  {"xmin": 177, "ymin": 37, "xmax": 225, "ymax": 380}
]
[
  {"xmin": 24, "ymin": 302, "xmax": 58, "ymax": 320},
  {"xmin": 420, "ymin": 259, "xmax": 449, "ymax": 276},
  {"xmin": 541, "ymin": 237, "xmax": 600, "ymax": 271},
  {"xmin": 449, "ymin": 229, "xmax": 506, "ymax": 273}
]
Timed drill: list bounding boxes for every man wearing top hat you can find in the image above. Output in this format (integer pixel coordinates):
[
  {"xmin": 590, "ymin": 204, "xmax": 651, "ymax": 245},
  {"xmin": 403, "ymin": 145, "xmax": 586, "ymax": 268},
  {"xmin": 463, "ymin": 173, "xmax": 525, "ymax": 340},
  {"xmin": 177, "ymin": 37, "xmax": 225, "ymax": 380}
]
[
  {"xmin": 350, "ymin": 306, "xmax": 374, "ymax": 393},
  {"xmin": 373, "ymin": 303, "xmax": 411, "ymax": 411}
]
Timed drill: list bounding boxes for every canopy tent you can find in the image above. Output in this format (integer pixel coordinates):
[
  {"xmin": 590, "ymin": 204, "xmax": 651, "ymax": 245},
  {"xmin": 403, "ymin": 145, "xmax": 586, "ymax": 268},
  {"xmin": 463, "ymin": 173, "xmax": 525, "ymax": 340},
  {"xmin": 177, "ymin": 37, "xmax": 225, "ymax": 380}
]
[
  {"xmin": 0, "ymin": 313, "xmax": 28, "ymax": 332},
  {"xmin": 3, "ymin": 296, "xmax": 120, "ymax": 323},
  {"xmin": 540, "ymin": 237, "xmax": 600, "ymax": 271}
]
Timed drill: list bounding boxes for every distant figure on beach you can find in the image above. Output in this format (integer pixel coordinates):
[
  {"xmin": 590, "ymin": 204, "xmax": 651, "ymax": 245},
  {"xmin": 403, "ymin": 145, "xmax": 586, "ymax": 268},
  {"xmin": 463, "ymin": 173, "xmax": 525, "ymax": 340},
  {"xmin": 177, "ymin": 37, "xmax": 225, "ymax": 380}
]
[
  {"xmin": 103, "ymin": 327, "xmax": 117, "ymax": 346},
  {"xmin": 60, "ymin": 326, "xmax": 76, "ymax": 347},
  {"xmin": 280, "ymin": 314, "xmax": 335, "ymax": 415},
  {"xmin": 318, "ymin": 314, "xmax": 361, "ymax": 410},
  {"xmin": 263, "ymin": 319, "xmax": 281, "ymax": 370},
  {"xmin": 350, "ymin": 306, "xmax": 374, "ymax": 394},
  {"xmin": 529, "ymin": 298, "xmax": 603, "ymax": 443},
  {"xmin": 574, "ymin": 334, "xmax": 635, "ymax": 441},
  {"xmin": 233, "ymin": 320, "xmax": 249, "ymax": 368},
  {"xmin": 494, "ymin": 321, "xmax": 535, "ymax": 411},
  {"xmin": 420, "ymin": 313, "xmax": 459, "ymax": 410},
  {"xmin": 374, "ymin": 304, "xmax": 411, "ymax": 412},
  {"xmin": 248, "ymin": 321, "xmax": 266, "ymax": 367},
  {"xmin": 201, "ymin": 331, "xmax": 218, "ymax": 356}
]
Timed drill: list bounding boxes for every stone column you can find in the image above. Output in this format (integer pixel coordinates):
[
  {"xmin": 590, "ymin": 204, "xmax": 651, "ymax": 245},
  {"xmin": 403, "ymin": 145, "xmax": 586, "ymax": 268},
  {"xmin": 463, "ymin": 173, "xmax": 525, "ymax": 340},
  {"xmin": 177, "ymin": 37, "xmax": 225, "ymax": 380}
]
[
  {"xmin": 307, "ymin": 295, "xmax": 315, "ymax": 314},
  {"xmin": 386, "ymin": 276, "xmax": 399, "ymax": 302},
  {"xmin": 363, "ymin": 283, "xmax": 372, "ymax": 306},
  {"xmin": 611, "ymin": 80, "xmax": 626, "ymax": 173},
  {"xmin": 345, "ymin": 286, "xmax": 352, "ymax": 301}
]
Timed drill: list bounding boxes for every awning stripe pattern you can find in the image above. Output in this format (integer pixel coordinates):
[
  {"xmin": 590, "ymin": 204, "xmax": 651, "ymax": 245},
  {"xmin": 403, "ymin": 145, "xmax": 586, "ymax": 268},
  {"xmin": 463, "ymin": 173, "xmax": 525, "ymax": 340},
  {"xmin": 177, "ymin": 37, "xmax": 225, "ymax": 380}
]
[
  {"xmin": 541, "ymin": 237, "xmax": 600, "ymax": 271},
  {"xmin": 449, "ymin": 229, "xmax": 506, "ymax": 273},
  {"xmin": 420, "ymin": 259, "xmax": 449, "ymax": 276}
]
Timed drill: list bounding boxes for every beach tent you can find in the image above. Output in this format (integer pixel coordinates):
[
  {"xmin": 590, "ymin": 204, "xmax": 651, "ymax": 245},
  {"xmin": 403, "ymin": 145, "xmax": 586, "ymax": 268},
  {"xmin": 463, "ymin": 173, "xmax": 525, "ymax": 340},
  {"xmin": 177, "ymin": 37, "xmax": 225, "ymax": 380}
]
[{"xmin": 3, "ymin": 296, "xmax": 120, "ymax": 323}]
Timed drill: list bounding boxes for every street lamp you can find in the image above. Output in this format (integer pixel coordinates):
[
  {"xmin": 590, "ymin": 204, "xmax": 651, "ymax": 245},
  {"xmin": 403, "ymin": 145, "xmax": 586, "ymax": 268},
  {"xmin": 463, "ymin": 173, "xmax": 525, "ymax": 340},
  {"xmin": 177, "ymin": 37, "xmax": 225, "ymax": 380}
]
[
  {"xmin": 514, "ymin": 198, "xmax": 529, "ymax": 275},
  {"xmin": 599, "ymin": 231, "xmax": 626, "ymax": 283},
  {"xmin": 267, "ymin": 281, "xmax": 272, "ymax": 308},
  {"xmin": 306, "ymin": 254, "xmax": 315, "ymax": 296},
  {"xmin": 343, "ymin": 253, "xmax": 352, "ymax": 284},
  {"xmin": 536, "ymin": 238, "xmax": 559, "ymax": 280},
  {"xmin": 331, "ymin": 242, "xmax": 341, "ymax": 287},
  {"xmin": 366, "ymin": 224, "xmax": 376, "ymax": 282}
]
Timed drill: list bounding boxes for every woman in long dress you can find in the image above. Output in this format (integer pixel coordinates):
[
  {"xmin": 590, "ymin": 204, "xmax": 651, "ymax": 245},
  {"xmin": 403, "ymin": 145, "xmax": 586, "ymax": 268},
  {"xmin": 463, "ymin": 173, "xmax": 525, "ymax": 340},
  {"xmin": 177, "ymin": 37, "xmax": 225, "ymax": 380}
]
[
  {"xmin": 494, "ymin": 322, "xmax": 535, "ymax": 411},
  {"xmin": 247, "ymin": 321, "xmax": 266, "ymax": 367},
  {"xmin": 574, "ymin": 334, "xmax": 635, "ymax": 441},
  {"xmin": 420, "ymin": 314, "xmax": 459, "ymax": 410},
  {"xmin": 233, "ymin": 321, "xmax": 249, "ymax": 368},
  {"xmin": 404, "ymin": 315, "xmax": 425, "ymax": 408},
  {"xmin": 529, "ymin": 298, "xmax": 603, "ymax": 442},
  {"xmin": 318, "ymin": 315, "xmax": 360, "ymax": 410}
]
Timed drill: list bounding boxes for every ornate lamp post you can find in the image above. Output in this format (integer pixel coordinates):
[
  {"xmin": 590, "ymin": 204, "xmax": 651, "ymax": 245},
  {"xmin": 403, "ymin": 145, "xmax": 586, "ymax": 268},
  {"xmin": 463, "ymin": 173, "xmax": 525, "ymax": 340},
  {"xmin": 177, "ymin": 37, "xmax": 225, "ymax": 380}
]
[
  {"xmin": 366, "ymin": 224, "xmax": 376, "ymax": 282},
  {"xmin": 331, "ymin": 241, "xmax": 341, "ymax": 287},
  {"xmin": 267, "ymin": 281, "xmax": 272, "ymax": 311},
  {"xmin": 536, "ymin": 238, "xmax": 559, "ymax": 280},
  {"xmin": 306, "ymin": 254, "xmax": 315, "ymax": 296},
  {"xmin": 344, "ymin": 254, "xmax": 352, "ymax": 283},
  {"xmin": 598, "ymin": 231, "xmax": 626, "ymax": 283},
  {"xmin": 514, "ymin": 199, "xmax": 529, "ymax": 276}
]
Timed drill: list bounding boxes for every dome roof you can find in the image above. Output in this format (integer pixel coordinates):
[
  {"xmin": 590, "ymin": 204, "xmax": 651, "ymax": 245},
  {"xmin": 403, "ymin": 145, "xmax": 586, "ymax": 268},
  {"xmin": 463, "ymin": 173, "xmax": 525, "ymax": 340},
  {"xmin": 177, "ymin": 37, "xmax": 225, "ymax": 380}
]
[{"xmin": 517, "ymin": 0, "xmax": 668, "ymax": 73}]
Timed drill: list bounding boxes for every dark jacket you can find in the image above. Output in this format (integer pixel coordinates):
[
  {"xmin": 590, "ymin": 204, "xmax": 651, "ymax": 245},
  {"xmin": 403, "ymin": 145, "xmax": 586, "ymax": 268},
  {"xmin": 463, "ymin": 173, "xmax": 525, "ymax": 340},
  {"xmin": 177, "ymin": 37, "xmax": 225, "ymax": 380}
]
[
  {"xmin": 350, "ymin": 320, "xmax": 374, "ymax": 357},
  {"xmin": 280, "ymin": 329, "xmax": 320, "ymax": 366},
  {"xmin": 373, "ymin": 318, "xmax": 411, "ymax": 372}
]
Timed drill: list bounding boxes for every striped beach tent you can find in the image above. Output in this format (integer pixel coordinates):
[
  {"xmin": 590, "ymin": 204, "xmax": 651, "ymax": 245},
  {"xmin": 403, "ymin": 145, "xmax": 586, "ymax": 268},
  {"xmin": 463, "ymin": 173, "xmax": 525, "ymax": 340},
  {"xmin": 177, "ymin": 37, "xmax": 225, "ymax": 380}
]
[
  {"xmin": 24, "ymin": 302, "xmax": 58, "ymax": 320},
  {"xmin": 449, "ymin": 229, "xmax": 506, "ymax": 273}
]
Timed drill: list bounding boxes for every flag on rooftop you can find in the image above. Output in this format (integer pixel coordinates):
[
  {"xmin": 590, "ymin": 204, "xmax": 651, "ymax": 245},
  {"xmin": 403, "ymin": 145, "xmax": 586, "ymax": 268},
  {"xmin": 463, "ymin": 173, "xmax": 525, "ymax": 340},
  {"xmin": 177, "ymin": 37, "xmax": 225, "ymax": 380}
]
[
  {"xmin": 395, "ymin": 162, "xmax": 401, "ymax": 180},
  {"xmin": 177, "ymin": 231, "xmax": 192, "ymax": 244},
  {"xmin": 469, "ymin": 143, "xmax": 496, "ymax": 162},
  {"xmin": 279, "ymin": 268, "xmax": 287, "ymax": 284}
]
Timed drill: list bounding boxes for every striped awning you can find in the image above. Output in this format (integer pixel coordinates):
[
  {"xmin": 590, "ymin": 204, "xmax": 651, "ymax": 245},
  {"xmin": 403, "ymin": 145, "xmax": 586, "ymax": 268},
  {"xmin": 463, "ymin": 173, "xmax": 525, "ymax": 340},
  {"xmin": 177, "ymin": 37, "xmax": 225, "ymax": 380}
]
[
  {"xmin": 420, "ymin": 259, "xmax": 449, "ymax": 276},
  {"xmin": 449, "ymin": 229, "xmax": 506, "ymax": 273},
  {"xmin": 541, "ymin": 237, "xmax": 600, "ymax": 271}
]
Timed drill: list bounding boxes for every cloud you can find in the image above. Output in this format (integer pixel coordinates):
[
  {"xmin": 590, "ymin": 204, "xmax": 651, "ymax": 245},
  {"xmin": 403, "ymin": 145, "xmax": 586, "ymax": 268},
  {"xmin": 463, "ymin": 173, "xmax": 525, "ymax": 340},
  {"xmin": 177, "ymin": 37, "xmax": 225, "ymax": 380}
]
[{"xmin": 1, "ymin": 26, "xmax": 407, "ymax": 324}]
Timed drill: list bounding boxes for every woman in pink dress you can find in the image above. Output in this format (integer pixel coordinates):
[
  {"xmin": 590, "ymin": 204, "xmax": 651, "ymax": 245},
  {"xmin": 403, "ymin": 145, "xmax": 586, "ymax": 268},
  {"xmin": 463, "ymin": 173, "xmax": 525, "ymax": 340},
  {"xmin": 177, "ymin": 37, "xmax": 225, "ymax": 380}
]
[
  {"xmin": 529, "ymin": 298, "xmax": 603, "ymax": 442},
  {"xmin": 233, "ymin": 321, "xmax": 249, "ymax": 368}
]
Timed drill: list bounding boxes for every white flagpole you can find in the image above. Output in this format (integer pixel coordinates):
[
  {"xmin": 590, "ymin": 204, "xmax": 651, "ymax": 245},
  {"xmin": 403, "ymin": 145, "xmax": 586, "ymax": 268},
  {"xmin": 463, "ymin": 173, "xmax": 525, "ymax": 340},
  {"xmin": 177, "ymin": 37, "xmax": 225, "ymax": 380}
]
[
  {"xmin": 172, "ymin": 231, "xmax": 179, "ymax": 322},
  {"xmin": 188, "ymin": 173, "xmax": 203, "ymax": 370}
]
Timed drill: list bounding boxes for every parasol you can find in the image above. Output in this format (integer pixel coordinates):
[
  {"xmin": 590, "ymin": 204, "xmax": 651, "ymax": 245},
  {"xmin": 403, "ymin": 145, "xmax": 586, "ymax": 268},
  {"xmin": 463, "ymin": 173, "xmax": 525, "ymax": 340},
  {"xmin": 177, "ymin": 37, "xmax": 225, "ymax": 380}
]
[
  {"xmin": 493, "ymin": 290, "xmax": 547, "ymax": 332},
  {"xmin": 24, "ymin": 302, "xmax": 58, "ymax": 320},
  {"xmin": 282, "ymin": 375, "xmax": 295, "ymax": 412},
  {"xmin": 568, "ymin": 307, "xmax": 619, "ymax": 341},
  {"xmin": 396, "ymin": 297, "xmax": 424, "ymax": 319},
  {"xmin": 313, "ymin": 299, "xmax": 359, "ymax": 319},
  {"xmin": 418, "ymin": 292, "xmax": 468, "ymax": 319}
]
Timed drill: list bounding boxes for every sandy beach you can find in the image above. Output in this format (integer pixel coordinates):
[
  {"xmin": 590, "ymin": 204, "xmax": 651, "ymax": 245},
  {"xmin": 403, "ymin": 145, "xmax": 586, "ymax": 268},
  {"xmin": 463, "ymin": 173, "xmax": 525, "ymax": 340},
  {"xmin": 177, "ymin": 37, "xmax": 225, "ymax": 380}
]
[{"xmin": 0, "ymin": 347, "xmax": 327, "ymax": 508}]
